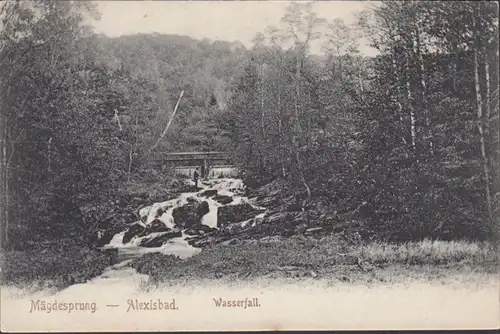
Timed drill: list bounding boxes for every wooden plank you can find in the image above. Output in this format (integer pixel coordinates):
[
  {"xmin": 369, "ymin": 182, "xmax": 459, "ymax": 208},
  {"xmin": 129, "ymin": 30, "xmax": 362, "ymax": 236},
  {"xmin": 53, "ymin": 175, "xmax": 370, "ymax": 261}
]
[
  {"xmin": 165, "ymin": 151, "xmax": 226, "ymax": 155},
  {"xmin": 164, "ymin": 151, "xmax": 229, "ymax": 161}
]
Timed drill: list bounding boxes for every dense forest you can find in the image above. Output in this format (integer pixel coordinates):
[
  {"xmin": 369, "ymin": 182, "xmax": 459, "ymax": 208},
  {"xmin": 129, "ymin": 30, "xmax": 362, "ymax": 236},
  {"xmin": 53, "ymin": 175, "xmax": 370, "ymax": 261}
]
[
  {"xmin": 0, "ymin": 0, "xmax": 498, "ymax": 253},
  {"xmin": 221, "ymin": 1, "xmax": 500, "ymax": 241}
]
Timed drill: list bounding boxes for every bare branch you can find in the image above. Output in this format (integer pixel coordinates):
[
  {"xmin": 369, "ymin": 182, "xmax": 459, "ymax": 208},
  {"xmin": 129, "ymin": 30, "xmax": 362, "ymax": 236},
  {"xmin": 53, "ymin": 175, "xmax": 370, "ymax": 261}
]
[
  {"xmin": 114, "ymin": 109, "xmax": 122, "ymax": 131},
  {"xmin": 148, "ymin": 90, "xmax": 184, "ymax": 153}
]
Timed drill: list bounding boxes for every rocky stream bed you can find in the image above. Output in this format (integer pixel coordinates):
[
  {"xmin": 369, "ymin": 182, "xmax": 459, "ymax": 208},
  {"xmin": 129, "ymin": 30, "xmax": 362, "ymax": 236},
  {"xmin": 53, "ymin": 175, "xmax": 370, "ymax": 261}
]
[{"xmin": 95, "ymin": 177, "xmax": 355, "ymax": 263}]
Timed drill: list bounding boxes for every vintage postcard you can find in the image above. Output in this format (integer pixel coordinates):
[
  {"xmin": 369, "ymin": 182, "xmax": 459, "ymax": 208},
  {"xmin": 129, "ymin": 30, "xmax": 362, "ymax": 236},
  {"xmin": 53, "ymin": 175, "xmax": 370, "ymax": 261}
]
[{"xmin": 0, "ymin": 0, "xmax": 499, "ymax": 331}]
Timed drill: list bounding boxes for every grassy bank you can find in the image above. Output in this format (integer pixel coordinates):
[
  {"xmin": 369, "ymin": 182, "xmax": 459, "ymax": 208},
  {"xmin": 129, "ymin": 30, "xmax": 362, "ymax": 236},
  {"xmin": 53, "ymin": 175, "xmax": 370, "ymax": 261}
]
[
  {"xmin": 130, "ymin": 236, "xmax": 498, "ymax": 287},
  {"xmin": 1, "ymin": 245, "xmax": 118, "ymax": 291}
]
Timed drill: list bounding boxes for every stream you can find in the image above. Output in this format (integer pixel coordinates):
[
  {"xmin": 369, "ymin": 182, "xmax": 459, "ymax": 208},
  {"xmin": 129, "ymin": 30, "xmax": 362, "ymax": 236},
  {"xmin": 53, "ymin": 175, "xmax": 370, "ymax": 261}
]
[
  {"xmin": 2, "ymin": 174, "xmax": 262, "ymax": 300},
  {"xmin": 103, "ymin": 177, "xmax": 251, "ymax": 260},
  {"xmin": 80, "ymin": 175, "xmax": 257, "ymax": 289},
  {"xmin": 2, "ymin": 175, "xmax": 498, "ymax": 331}
]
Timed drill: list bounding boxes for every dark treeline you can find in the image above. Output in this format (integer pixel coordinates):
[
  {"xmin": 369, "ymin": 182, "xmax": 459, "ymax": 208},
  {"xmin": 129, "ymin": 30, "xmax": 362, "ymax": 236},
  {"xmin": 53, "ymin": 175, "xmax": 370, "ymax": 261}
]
[
  {"xmin": 0, "ymin": 1, "xmax": 498, "ymax": 250},
  {"xmin": 221, "ymin": 2, "xmax": 499, "ymax": 241}
]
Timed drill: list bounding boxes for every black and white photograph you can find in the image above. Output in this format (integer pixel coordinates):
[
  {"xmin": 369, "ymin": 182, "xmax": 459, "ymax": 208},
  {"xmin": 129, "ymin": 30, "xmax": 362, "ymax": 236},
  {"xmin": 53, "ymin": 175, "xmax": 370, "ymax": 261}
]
[{"xmin": 0, "ymin": 0, "xmax": 499, "ymax": 331}]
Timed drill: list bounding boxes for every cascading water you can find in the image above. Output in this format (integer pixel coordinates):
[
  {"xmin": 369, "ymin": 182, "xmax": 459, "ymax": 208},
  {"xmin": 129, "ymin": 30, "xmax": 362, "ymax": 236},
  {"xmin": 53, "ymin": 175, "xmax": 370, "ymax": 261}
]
[
  {"xmin": 35, "ymin": 173, "xmax": 264, "ymax": 293},
  {"xmin": 172, "ymin": 166, "xmax": 239, "ymax": 179},
  {"xmin": 102, "ymin": 175, "xmax": 251, "ymax": 262}
]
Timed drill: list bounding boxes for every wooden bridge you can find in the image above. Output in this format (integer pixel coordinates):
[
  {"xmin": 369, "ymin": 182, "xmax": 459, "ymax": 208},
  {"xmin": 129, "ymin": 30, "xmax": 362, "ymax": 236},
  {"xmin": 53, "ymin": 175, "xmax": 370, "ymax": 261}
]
[{"xmin": 164, "ymin": 151, "xmax": 234, "ymax": 178}]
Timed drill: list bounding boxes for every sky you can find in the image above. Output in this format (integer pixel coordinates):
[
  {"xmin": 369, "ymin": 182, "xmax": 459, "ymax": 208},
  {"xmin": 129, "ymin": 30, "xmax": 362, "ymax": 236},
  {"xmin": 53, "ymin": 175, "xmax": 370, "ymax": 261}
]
[{"xmin": 90, "ymin": 1, "xmax": 379, "ymax": 56}]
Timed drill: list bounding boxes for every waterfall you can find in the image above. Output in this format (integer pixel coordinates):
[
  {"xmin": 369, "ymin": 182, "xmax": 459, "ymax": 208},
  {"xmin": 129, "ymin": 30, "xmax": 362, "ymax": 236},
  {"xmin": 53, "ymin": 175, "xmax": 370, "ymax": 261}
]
[{"xmin": 102, "ymin": 174, "xmax": 245, "ymax": 260}]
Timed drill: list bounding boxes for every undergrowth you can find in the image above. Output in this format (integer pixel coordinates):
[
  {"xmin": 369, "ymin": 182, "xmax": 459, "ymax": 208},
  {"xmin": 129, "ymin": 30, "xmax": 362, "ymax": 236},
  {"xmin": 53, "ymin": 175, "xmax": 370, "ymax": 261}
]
[
  {"xmin": 129, "ymin": 235, "xmax": 498, "ymax": 282},
  {"xmin": 1, "ymin": 245, "xmax": 118, "ymax": 290}
]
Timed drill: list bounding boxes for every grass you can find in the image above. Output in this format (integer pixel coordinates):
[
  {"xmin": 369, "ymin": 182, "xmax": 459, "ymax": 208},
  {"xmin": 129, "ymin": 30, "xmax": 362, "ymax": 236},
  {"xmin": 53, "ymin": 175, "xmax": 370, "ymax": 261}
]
[
  {"xmin": 1, "ymin": 245, "xmax": 118, "ymax": 291},
  {"xmin": 129, "ymin": 235, "xmax": 498, "ymax": 287},
  {"xmin": 349, "ymin": 239, "xmax": 497, "ymax": 265},
  {"xmin": 1, "ymin": 235, "xmax": 496, "ymax": 292}
]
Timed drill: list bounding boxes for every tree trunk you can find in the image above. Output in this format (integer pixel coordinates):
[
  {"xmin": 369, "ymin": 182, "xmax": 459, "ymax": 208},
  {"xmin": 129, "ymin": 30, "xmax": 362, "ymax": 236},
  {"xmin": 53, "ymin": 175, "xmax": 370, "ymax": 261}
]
[
  {"xmin": 294, "ymin": 48, "xmax": 311, "ymax": 200},
  {"xmin": 4, "ymin": 141, "xmax": 8, "ymax": 248},
  {"xmin": 127, "ymin": 117, "xmax": 139, "ymax": 183},
  {"xmin": 485, "ymin": 56, "xmax": 491, "ymax": 142},
  {"xmin": 296, "ymin": 150, "xmax": 311, "ymax": 199},
  {"xmin": 0, "ymin": 109, "xmax": 8, "ymax": 248},
  {"xmin": 149, "ymin": 90, "xmax": 184, "ymax": 153},
  {"xmin": 358, "ymin": 65, "xmax": 364, "ymax": 95},
  {"xmin": 127, "ymin": 146, "xmax": 134, "ymax": 183},
  {"xmin": 277, "ymin": 77, "xmax": 286, "ymax": 178},
  {"xmin": 450, "ymin": 40, "xmax": 458, "ymax": 93},
  {"xmin": 391, "ymin": 53, "xmax": 408, "ymax": 148},
  {"xmin": 415, "ymin": 24, "xmax": 433, "ymax": 156},
  {"xmin": 0, "ymin": 107, "xmax": 5, "ymax": 249},
  {"xmin": 406, "ymin": 71, "xmax": 417, "ymax": 155},
  {"xmin": 260, "ymin": 65, "xmax": 265, "ymax": 140},
  {"xmin": 472, "ymin": 9, "xmax": 494, "ymax": 221},
  {"xmin": 474, "ymin": 48, "xmax": 493, "ymax": 220}
]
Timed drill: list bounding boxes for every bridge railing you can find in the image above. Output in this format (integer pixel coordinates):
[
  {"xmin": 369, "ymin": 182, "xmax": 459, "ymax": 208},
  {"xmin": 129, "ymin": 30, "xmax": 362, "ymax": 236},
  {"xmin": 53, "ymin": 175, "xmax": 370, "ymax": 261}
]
[
  {"xmin": 172, "ymin": 165, "xmax": 238, "ymax": 178},
  {"xmin": 164, "ymin": 151, "xmax": 230, "ymax": 161},
  {"xmin": 163, "ymin": 152, "xmax": 234, "ymax": 178}
]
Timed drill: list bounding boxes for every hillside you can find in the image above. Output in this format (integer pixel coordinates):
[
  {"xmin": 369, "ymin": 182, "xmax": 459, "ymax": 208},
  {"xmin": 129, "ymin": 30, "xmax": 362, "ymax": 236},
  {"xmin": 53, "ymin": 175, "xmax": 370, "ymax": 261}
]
[{"xmin": 95, "ymin": 33, "xmax": 250, "ymax": 152}]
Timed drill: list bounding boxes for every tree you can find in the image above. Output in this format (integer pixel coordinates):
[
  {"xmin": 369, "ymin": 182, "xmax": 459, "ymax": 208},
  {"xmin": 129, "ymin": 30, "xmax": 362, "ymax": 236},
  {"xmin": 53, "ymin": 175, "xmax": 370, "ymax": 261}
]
[
  {"xmin": 355, "ymin": 1, "xmax": 499, "ymax": 240},
  {"xmin": 0, "ymin": 0, "xmax": 126, "ymax": 248}
]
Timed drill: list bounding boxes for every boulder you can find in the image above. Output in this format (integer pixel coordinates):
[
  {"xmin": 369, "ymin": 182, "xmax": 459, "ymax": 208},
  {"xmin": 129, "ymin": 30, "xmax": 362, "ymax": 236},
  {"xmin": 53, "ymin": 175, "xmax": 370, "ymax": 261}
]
[
  {"xmin": 224, "ymin": 221, "xmax": 248, "ymax": 235},
  {"xmin": 142, "ymin": 219, "xmax": 170, "ymax": 235},
  {"xmin": 185, "ymin": 223, "xmax": 218, "ymax": 236},
  {"xmin": 183, "ymin": 235, "xmax": 197, "ymax": 242},
  {"xmin": 186, "ymin": 196, "xmax": 198, "ymax": 204},
  {"xmin": 123, "ymin": 223, "xmax": 146, "ymax": 244},
  {"xmin": 189, "ymin": 237, "xmax": 213, "ymax": 248},
  {"xmin": 213, "ymin": 195, "xmax": 233, "ymax": 205},
  {"xmin": 155, "ymin": 207, "xmax": 165, "ymax": 218},
  {"xmin": 217, "ymin": 202, "xmax": 264, "ymax": 228},
  {"xmin": 198, "ymin": 189, "xmax": 218, "ymax": 198},
  {"xmin": 138, "ymin": 229, "xmax": 182, "ymax": 248},
  {"xmin": 197, "ymin": 201, "xmax": 210, "ymax": 214},
  {"xmin": 198, "ymin": 224, "xmax": 218, "ymax": 233},
  {"xmin": 184, "ymin": 228, "xmax": 202, "ymax": 236},
  {"xmin": 172, "ymin": 201, "xmax": 210, "ymax": 229},
  {"xmin": 229, "ymin": 187, "xmax": 245, "ymax": 195}
]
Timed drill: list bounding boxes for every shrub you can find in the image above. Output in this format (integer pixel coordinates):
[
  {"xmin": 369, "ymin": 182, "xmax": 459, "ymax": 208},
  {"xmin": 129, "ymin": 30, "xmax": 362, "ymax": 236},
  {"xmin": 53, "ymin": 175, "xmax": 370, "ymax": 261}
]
[{"xmin": 1, "ymin": 245, "xmax": 117, "ymax": 290}]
